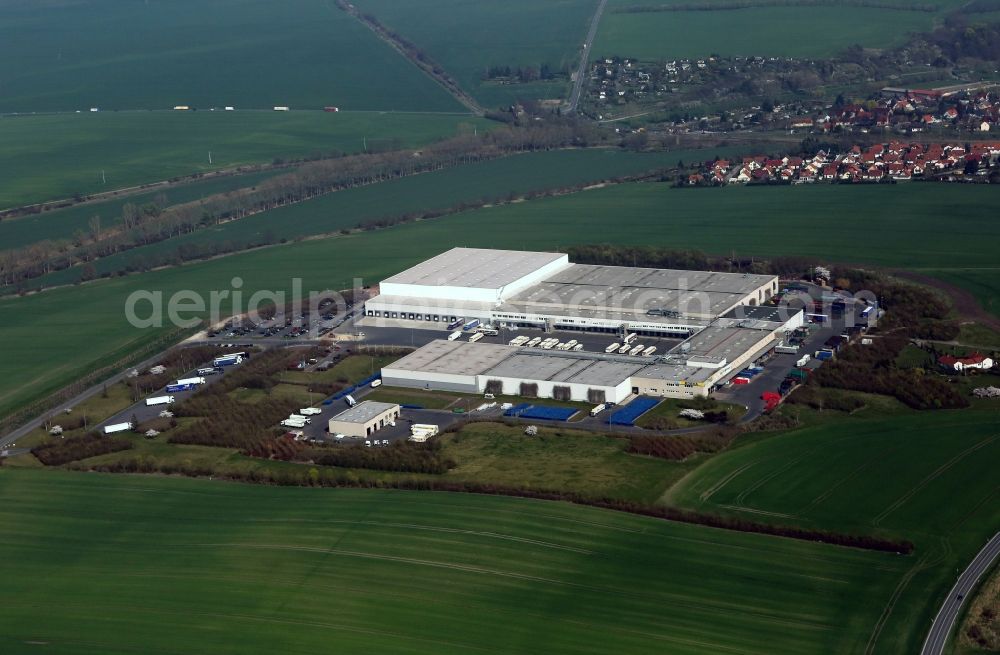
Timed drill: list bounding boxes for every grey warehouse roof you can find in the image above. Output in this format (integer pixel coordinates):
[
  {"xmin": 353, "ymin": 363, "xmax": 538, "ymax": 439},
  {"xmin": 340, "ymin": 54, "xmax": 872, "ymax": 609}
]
[
  {"xmin": 545, "ymin": 264, "xmax": 774, "ymax": 295},
  {"xmin": 386, "ymin": 340, "xmax": 516, "ymax": 376},
  {"xmin": 380, "ymin": 247, "xmax": 566, "ymax": 290},
  {"xmin": 484, "ymin": 352, "xmax": 645, "ymax": 388},
  {"xmin": 331, "ymin": 401, "xmax": 399, "ymax": 424}
]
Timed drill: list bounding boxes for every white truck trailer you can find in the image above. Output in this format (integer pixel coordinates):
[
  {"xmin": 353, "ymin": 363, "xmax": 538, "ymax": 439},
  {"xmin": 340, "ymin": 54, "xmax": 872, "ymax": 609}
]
[
  {"xmin": 176, "ymin": 376, "xmax": 206, "ymax": 386},
  {"xmin": 448, "ymin": 331, "xmax": 463, "ymax": 341},
  {"xmin": 145, "ymin": 396, "xmax": 175, "ymax": 407},
  {"xmin": 409, "ymin": 424, "xmax": 439, "ymax": 442},
  {"xmin": 104, "ymin": 422, "xmax": 133, "ymax": 435},
  {"xmin": 605, "ymin": 343, "xmax": 620, "ymax": 353}
]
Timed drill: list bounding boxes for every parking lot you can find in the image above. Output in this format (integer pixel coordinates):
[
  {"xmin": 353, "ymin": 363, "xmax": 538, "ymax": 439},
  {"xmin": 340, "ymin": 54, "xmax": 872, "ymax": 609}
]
[
  {"xmin": 340, "ymin": 317, "xmax": 685, "ymax": 357},
  {"xmin": 204, "ymin": 298, "xmax": 359, "ymax": 343}
]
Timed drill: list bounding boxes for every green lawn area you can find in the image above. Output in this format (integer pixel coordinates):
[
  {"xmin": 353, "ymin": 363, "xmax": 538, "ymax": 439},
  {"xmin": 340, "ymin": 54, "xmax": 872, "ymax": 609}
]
[
  {"xmin": 13, "ymin": 382, "xmax": 137, "ymax": 451},
  {"xmin": 665, "ymin": 409, "xmax": 1000, "ymax": 654},
  {"xmin": 439, "ymin": 422, "xmax": 692, "ymax": 502},
  {"xmin": 349, "ymin": 0, "xmax": 598, "ymax": 108},
  {"xmin": 365, "ymin": 387, "xmax": 462, "ymax": 410},
  {"xmin": 0, "ymin": 468, "xmax": 911, "ymax": 654},
  {"xmin": 957, "ymin": 322, "xmax": 1000, "ymax": 349},
  {"xmin": 26, "ymin": 147, "xmax": 726, "ymax": 288},
  {"xmin": 278, "ymin": 354, "xmax": 403, "ymax": 387},
  {"xmin": 596, "ymin": 0, "xmax": 964, "ymax": 60},
  {"xmin": 634, "ymin": 396, "xmax": 745, "ymax": 429},
  {"xmin": 0, "ymin": 0, "xmax": 462, "ymax": 114},
  {"xmin": 0, "ymin": 111, "xmax": 482, "ymax": 210},
  {"xmin": 2, "ymin": 181, "xmax": 998, "ymax": 423}
]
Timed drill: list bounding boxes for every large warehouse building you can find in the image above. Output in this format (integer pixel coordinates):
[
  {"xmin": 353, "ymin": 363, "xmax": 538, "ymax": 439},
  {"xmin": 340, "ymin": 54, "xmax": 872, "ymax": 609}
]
[
  {"xmin": 366, "ymin": 247, "xmax": 779, "ymax": 336},
  {"xmin": 371, "ymin": 248, "xmax": 802, "ymax": 400}
]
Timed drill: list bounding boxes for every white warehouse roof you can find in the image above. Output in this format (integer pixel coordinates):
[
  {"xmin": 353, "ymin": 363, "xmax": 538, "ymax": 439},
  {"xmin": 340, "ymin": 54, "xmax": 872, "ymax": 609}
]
[{"xmin": 380, "ymin": 247, "xmax": 568, "ymax": 295}]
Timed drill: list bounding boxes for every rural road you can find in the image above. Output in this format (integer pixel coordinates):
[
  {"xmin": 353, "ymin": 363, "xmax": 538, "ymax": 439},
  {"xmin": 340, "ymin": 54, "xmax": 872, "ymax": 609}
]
[
  {"xmin": 921, "ymin": 532, "xmax": 1000, "ymax": 655},
  {"xmin": 566, "ymin": 0, "xmax": 607, "ymax": 113}
]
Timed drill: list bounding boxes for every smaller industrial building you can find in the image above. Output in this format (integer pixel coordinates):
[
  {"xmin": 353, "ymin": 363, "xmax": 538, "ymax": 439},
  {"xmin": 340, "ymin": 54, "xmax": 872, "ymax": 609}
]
[{"xmin": 328, "ymin": 401, "xmax": 400, "ymax": 438}]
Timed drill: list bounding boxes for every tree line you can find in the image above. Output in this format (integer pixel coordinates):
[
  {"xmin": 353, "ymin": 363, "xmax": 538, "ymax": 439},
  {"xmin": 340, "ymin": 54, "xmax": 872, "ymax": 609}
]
[
  {"xmin": 809, "ymin": 336, "xmax": 969, "ymax": 410},
  {"xmin": 567, "ymin": 244, "xmax": 821, "ymax": 278},
  {"xmin": 68, "ymin": 454, "xmax": 915, "ymax": 555},
  {"xmin": 1, "ymin": 122, "xmax": 613, "ymax": 291},
  {"xmin": 32, "ymin": 434, "xmax": 133, "ymax": 466}
]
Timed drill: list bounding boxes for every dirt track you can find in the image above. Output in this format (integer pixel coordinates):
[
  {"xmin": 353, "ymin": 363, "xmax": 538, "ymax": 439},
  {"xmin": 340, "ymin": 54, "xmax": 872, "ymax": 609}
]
[{"xmin": 894, "ymin": 270, "xmax": 1000, "ymax": 331}]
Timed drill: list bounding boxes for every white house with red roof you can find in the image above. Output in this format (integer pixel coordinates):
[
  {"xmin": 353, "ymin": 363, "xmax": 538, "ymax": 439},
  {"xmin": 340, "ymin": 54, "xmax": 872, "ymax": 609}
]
[{"xmin": 938, "ymin": 353, "xmax": 994, "ymax": 372}]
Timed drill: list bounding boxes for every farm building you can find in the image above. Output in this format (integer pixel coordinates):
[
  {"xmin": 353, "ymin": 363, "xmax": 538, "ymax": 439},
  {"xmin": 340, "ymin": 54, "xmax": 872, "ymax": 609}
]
[
  {"xmin": 327, "ymin": 401, "xmax": 400, "ymax": 438},
  {"xmin": 937, "ymin": 353, "xmax": 994, "ymax": 372}
]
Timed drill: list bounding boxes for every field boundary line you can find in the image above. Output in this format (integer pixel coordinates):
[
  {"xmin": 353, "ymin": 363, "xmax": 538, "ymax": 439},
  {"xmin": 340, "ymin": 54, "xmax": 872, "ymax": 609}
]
[
  {"xmin": 865, "ymin": 547, "xmax": 946, "ymax": 655},
  {"xmin": 872, "ymin": 434, "xmax": 999, "ymax": 527},
  {"xmin": 805, "ymin": 444, "xmax": 904, "ymax": 512},
  {"xmin": 699, "ymin": 462, "xmax": 755, "ymax": 502}
]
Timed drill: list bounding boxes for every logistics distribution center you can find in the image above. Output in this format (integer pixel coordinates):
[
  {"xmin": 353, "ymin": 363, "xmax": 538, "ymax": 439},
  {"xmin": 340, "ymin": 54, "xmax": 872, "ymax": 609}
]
[{"xmin": 367, "ymin": 248, "xmax": 802, "ymax": 402}]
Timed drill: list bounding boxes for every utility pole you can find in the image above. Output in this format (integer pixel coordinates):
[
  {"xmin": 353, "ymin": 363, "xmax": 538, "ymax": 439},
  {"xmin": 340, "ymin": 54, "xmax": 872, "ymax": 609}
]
[
  {"xmin": 101, "ymin": 170, "xmax": 106, "ymax": 185},
  {"xmin": 208, "ymin": 151, "xmax": 213, "ymax": 164}
]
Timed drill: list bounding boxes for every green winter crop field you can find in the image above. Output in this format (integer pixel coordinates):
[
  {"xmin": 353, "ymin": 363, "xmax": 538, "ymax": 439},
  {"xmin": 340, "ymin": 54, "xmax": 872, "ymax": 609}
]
[
  {"xmin": 0, "ymin": 168, "xmax": 284, "ymax": 250},
  {"xmin": 0, "ymin": 111, "xmax": 483, "ymax": 210},
  {"xmin": 1, "ymin": 180, "xmax": 999, "ymax": 420},
  {"xmin": 666, "ymin": 409, "xmax": 1000, "ymax": 654},
  {"xmin": 0, "ymin": 0, "xmax": 462, "ymax": 114},
  {"xmin": 0, "ymin": 469, "xmax": 909, "ymax": 655},
  {"xmin": 349, "ymin": 0, "xmax": 598, "ymax": 108},
  {"xmin": 595, "ymin": 0, "xmax": 964, "ymax": 61},
  {"xmin": 24, "ymin": 147, "xmax": 734, "ymax": 288}
]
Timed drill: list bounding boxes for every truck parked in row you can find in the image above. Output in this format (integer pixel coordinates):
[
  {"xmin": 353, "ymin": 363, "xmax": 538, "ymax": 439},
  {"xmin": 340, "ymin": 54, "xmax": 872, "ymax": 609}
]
[
  {"xmin": 176, "ymin": 377, "xmax": 206, "ymax": 386},
  {"xmin": 213, "ymin": 352, "xmax": 245, "ymax": 367},
  {"xmin": 447, "ymin": 318, "xmax": 465, "ymax": 330},
  {"xmin": 165, "ymin": 383, "xmax": 195, "ymax": 393},
  {"xmin": 145, "ymin": 396, "xmax": 174, "ymax": 407},
  {"xmin": 605, "ymin": 343, "xmax": 620, "ymax": 353},
  {"xmin": 409, "ymin": 424, "xmax": 439, "ymax": 442},
  {"xmin": 462, "ymin": 319, "xmax": 480, "ymax": 331},
  {"xmin": 448, "ymin": 331, "xmax": 463, "ymax": 341},
  {"xmin": 468, "ymin": 332, "xmax": 484, "ymax": 343}
]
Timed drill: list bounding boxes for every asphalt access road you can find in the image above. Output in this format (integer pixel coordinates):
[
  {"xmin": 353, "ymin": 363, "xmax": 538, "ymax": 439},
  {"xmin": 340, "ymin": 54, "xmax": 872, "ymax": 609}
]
[{"xmin": 921, "ymin": 532, "xmax": 1000, "ymax": 655}]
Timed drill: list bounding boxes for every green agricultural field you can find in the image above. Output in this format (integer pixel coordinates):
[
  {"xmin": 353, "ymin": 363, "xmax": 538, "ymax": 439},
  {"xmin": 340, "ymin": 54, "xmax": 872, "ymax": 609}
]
[
  {"xmin": 0, "ymin": 111, "xmax": 483, "ymax": 209},
  {"xmin": 0, "ymin": 0, "xmax": 462, "ymax": 114},
  {"xmin": 1, "ymin": 181, "xmax": 999, "ymax": 421},
  {"xmin": 0, "ymin": 468, "xmax": 910, "ymax": 654},
  {"xmin": 595, "ymin": 0, "xmax": 965, "ymax": 60},
  {"xmin": 0, "ymin": 169, "xmax": 284, "ymax": 250},
  {"xmin": 666, "ymin": 409, "xmax": 1000, "ymax": 654},
  {"xmin": 349, "ymin": 0, "xmax": 598, "ymax": 107},
  {"xmin": 26, "ymin": 147, "xmax": 732, "ymax": 288},
  {"xmin": 919, "ymin": 268, "xmax": 1000, "ymax": 319}
]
